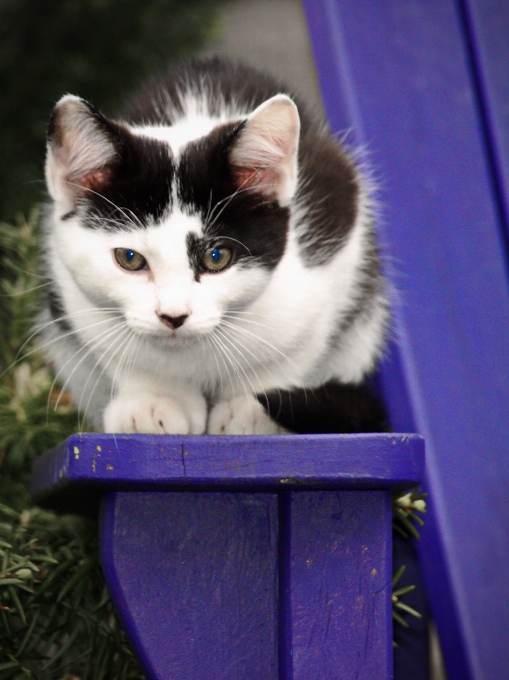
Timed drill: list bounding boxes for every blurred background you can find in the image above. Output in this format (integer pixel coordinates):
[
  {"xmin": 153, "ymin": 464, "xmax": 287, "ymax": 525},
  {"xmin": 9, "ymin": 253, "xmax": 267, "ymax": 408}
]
[
  {"xmin": 0, "ymin": 2, "xmax": 450, "ymax": 677},
  {"xmin": 0, "ymin": 0, "xmax": 321, "ymax": 223}
]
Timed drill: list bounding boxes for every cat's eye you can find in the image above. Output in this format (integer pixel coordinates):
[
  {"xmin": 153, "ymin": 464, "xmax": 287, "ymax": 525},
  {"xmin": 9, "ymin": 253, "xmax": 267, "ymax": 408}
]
[
  {"xmin": 114, "ymin": 248, "xmax": 147, "ymax": 271},
  {"xmin": 201, "ymin": 247, "xmax": 232, "ymax": 272}
]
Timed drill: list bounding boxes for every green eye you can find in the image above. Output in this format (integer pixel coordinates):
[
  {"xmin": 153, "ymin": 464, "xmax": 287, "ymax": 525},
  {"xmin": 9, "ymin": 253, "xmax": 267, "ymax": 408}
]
[
  {"xmin": 114, "ymin": 248, "xmax": 147, "ymax": 271},
  {"xmin": 201, "ymin": 247, "xmax": 232, "ymax": 272}
]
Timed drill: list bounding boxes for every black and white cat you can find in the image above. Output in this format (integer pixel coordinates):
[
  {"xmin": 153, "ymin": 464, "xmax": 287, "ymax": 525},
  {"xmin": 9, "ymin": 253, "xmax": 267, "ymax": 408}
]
[{"xmin": 41, "ymin": 58, "xmax": 389, "ymax": 435}]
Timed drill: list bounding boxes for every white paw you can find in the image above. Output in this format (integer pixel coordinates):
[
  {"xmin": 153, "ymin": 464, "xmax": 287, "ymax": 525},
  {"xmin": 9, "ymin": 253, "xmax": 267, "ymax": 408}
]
[
  {"xmin": 104, "ymin": 394, "xmax": 192, "ymax": 434},
  {"xmin": 207, "ymin": 395, "xmax": 286, "ymax": 435}
]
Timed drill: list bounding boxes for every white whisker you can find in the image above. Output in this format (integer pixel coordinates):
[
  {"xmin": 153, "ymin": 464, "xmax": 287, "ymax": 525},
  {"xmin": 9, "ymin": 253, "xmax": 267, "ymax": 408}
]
[
  {"xmin": 217, "ymin": 325, "xmax": 276, "ymax": 409},
  {"xmin": 50, "ymin": 321, "xmax": 127, "ymax": 413},
  {"xmin": 0, "ymin": 281, "xmax": 52, "ymax": 297},
  {"xmin": 210, "ymin": 331, "xmax": 249, "ymax": 401},
  {"xmin": 108, "ymin": 328, "xmax": 139, "ymax": 405},
  {"xmin": 2, "ymin": 312, "xmax": 124, "ymax": 382},
  {"xmin": 23, "ymin": 307, "xmax": 120, "ymax": 358},
  {"xmin": 79, "ymin": 326, "xmax": 135, "ymax": 432},
  {"xmin": 215, "ymin": 326, "xmax": 264, "ymax": 402},
  {"xmin": 77, "ymin": 324, "xmax": 135, "ymax": 429},
  {"xmin": 219, "ymin": 318, "xmax": 302, "ymax": 378},
  {"xmin": 64, "ymin": 180, "xmax": 144, "ymax": 230}
]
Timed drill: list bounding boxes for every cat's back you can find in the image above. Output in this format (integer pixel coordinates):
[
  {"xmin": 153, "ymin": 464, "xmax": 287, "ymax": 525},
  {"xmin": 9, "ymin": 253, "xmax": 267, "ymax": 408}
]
[{"xmin": 118, "ymin": 57, "xmax": 316, "ymax": 129}]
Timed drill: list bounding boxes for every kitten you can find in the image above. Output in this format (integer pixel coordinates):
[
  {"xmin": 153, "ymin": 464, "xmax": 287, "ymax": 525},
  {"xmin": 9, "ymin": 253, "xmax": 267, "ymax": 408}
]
[{"xmin": 40, "ymin": 57, "xmax": 389, "ymax": 435}]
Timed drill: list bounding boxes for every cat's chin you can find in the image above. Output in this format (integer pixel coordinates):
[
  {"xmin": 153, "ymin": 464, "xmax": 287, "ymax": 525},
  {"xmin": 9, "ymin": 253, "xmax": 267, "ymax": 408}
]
[{"xmin": 145, "ymin": 329, "xmax": 202, "ymax": 349}]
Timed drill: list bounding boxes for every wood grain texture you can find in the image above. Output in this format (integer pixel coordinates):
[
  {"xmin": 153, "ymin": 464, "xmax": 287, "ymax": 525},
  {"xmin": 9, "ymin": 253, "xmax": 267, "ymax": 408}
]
[
  {"xmin": 286, "ymin": 491, "xmax": 392, "ymax": 680},
  {"xmin": 101, "ymin": 492, "xmax": 279, "ymax": 680},
  {"xmin": 31, "ymin": 433, "xmax": 424, "ymax": 513},
  {"xmin": 101, "ymin": 489, "xmax": 395, "ymax": 680}
]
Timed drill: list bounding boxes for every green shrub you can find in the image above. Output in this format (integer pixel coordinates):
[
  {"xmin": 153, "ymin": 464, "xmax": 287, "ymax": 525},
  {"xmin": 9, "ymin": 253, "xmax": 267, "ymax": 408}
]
[{"xmin": 0, "ymin": 0, "xmax": 224, "ymax": 221}]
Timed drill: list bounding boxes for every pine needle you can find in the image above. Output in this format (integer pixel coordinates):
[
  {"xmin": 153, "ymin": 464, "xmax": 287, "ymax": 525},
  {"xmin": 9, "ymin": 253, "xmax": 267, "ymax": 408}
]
[{"xmin": 0, "ymin": 212, "xmax": 145, "ymax": 679}]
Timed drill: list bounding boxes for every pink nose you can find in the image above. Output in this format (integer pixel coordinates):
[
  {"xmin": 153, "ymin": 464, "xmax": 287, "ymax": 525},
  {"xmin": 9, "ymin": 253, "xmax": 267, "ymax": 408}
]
[{"xmin": 157, "ymin": 313, "xmax": 188, "ymax": 330}]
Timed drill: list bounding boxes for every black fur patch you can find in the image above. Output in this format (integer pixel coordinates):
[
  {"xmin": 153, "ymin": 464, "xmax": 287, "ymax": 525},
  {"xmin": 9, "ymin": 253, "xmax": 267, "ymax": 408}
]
[
  {"xmin": 46, "ymin": 286, "xmax": 73, "ymax": 334},
  {"xmin": 81, "ymin": 123, "xmax": 174, "ymax": 229},
  {"xmin": 328, "ymin": 232, "xmax": 387, "ymax": 345},
  {"xmin": 118, "ymin": 58, "xmax": 359, "ymax": 266},
  {"xmin": 257, "ymin": 381, "xmax": 389, "ymax": 434},
  {"xmin": 49, "ymin": 99, "xmax": 174, "ymax": 230},
  {"xmin": 296, "ymin": 131, "xmax": 359, "ymax": 266},
  {"xmin": 61, "ymin": 209, "xmax": 77, "ymax": 221},
  {"xmin": 177, "ymin": 121, "xmax": 289, "ymax": 271}
]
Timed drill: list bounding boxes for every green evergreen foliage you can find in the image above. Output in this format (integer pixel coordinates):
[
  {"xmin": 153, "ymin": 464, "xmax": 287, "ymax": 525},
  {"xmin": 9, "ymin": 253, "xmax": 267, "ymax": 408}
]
[
  {"xmin": 0, "ymin": 212, "xmax": 144, "ymax": 679},
  {"xmin": 0, "ymin": 506, "xmax": 142, "ymax": 680},
  {"xmin": 0, "ymin": 0, "xmax": 224, "ymax": 222},
  {"xmin": 392, "ymin": 487, "xmax": 427, "ymax": 540}
]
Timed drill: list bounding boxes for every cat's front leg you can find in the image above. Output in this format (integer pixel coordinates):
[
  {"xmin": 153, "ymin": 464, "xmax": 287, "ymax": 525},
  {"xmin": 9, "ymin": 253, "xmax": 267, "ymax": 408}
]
[
  {"xmin": 207, "ymin": 395, "xmax": 288, "ymax": 435},
  {"xmin": 103, "ymin": 382, "xmax": 207, "ymax": 435}
]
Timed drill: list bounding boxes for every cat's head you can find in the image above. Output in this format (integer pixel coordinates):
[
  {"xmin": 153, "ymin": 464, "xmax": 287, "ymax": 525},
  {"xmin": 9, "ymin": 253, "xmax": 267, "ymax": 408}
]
[{"xmin": 45, "ymin": 93, "xmax": 300, "ymax": 343}]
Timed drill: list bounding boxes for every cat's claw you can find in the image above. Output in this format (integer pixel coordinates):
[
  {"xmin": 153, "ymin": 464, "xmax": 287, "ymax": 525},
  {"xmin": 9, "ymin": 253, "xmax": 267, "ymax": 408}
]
[
  {"xmin": 104, "ymin": 395, "xmax": 195, "ymax": 435},
  {"xmin": 207, "ymin": 395, "xmax": 287, "ymax": 435}
]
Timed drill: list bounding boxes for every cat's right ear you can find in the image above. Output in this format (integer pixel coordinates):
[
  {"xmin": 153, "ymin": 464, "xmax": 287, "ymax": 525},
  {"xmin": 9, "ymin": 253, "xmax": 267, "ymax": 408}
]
[
  {"xmin": 45, "ymin": 95, "xmax": 118, "ymax": 210},
  {"xmin": 230, "ymin": 94, "xmax": 300, "ymax": 207}
]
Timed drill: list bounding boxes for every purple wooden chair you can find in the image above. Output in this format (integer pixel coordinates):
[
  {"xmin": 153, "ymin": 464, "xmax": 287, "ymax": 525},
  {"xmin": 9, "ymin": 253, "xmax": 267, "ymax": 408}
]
[
  {"xmin": 32, "ymin": 1, "xmax": 509, "ymax": 678},
  {"xmin": 302, "ymin": 1, "xmax": 509, "ymax": 678},
  {"xmin": 32, "ymin": 433, "xmax": 423, "ymax": 680}
]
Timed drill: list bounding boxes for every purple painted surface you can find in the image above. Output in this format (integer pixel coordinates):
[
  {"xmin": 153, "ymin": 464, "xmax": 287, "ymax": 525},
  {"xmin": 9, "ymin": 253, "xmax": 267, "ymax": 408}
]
[
  {"xmin": 460, "ymin": 0, "xmax": 509, "ymax": 246},
  {"xmin": 101, "ymin": 490, "xmax": 394, "ymax": 680},
  {"xmin": 32, "ymin": 434, "xmax": 423, "ymax": 679},
  {"xmin": 31, "ymin": 433, "xmax": 424, "ymax": 509},
  {"xmin": 288, "ymin": 491, "xmax": 392, "ymax": 680},
  {"xmin": 303, "ymin": 1, "xmax": 509, "ymax": 678},
  {"xmin": 101, "ymin": 492, "xmax": 279, "ymax": 680}
]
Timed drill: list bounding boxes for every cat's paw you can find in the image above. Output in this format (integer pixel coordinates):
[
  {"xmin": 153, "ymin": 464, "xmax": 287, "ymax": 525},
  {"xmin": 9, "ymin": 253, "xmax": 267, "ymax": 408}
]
[
  {"xmin": 104, "ymin": 394, "xmax": 195, "ymax": 434},
  {"xmin": 207, "ymin": 395, "xmax": 287, "ymax": 435}
]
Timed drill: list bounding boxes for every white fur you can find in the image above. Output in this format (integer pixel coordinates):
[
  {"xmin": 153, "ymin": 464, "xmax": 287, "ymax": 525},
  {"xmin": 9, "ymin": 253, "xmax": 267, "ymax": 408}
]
[{"xmin": 42, "ymin": 90, "xmax": 388, "ymax": 435}]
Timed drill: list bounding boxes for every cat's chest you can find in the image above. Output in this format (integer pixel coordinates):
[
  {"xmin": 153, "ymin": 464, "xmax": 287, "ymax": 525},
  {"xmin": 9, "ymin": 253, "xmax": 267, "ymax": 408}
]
[{"xmin": 76, "ymin": 306, "xmax": 326, "ymax": 397}]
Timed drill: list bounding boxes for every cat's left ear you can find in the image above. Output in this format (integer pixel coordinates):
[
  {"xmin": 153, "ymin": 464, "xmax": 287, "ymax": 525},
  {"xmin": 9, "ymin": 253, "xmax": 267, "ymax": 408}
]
[
  {"xmin": 230, "ymin": 95, "xmax": 300, "ymax": 206},
  {"xmin": 45, "ymin": 95, "xmax": 119, "ymax": 210}
]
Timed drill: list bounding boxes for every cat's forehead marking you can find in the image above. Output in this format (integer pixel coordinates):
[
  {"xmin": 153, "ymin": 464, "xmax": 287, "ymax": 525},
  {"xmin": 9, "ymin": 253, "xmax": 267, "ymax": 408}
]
[{"xmin": 131, "ymin": 115, "xmax": 235, "ymax": 159}]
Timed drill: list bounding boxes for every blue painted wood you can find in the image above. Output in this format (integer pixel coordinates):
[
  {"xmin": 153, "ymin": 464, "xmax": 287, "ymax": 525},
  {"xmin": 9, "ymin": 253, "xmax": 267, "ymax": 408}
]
[
  {"xmin": 101, "ymin": 492, "xmax": 279, "ymax": 680},
  {"xmin": 460, "ymin": 0, "xmax": 509, "ymax": 244},
  {"xmin": 31, "ymin": 432, "xmax": 424, "ymax": 508},
  {"xmin": 100, "ymin": 489, "xmax": 394, "ymax": 680},
  {"xmin": 287, "ymin": 491, "xmax": 392, "ymax": 680},
  {"xmin": 32, "ymin": 434, "xmax": 424, "ymax": 679},
  {"xmin": 302, "ymin": 1, "xmax": 509, "ymax": 678}
]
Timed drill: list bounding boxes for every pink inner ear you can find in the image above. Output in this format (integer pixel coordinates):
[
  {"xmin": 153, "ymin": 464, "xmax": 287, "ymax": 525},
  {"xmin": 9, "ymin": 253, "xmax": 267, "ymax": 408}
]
[
  {"xmin": 233, "ymin": 166, "xmax": 281, "ymax": 197},
  {"xmin": 68, "ymin": 168, "xmax": 110, "ymax": 195}
]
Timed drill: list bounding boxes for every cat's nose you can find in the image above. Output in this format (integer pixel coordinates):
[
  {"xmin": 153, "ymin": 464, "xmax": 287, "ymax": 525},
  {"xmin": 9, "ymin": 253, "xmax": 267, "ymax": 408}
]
[{"xmin": 157, "ymin": 313, "xmax": 189, "ymax": 330}]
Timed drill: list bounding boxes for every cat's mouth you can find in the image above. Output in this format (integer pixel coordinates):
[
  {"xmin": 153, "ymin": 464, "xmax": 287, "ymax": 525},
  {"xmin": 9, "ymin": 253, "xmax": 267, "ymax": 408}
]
[{"xmin": 146, "ymin": 326, "xmax": 202, "ymax": 349}]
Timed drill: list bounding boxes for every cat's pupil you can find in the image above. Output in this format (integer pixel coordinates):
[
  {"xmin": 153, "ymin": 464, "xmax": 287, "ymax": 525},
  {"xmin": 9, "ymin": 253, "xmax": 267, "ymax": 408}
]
[
  {"xmin": 127, "ymin": 250, "xmax": 135, "ymax": 261},
  {"xmin": 211, "ymin": 248, "xmax": 220, "ymax": 262}
]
